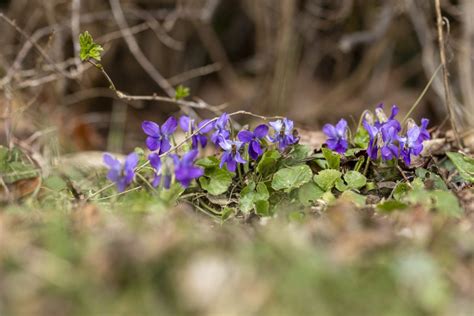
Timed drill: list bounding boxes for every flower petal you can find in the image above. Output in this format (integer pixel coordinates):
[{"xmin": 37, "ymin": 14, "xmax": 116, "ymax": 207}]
[
  {"xmin": 253, "ymin": 124, "xmax": 269, "ymax": 138},
  {"xmin": 219, "ymin": 138, "xmax": 232, "ymax": 151},
  {"xmin": 198, "ymin": 119, "xmax": 213, "ymax": 133},
  {"xmin": 152, "ymin": 174, "xmax": 162, "ymax": 188},
  {"xmin": 161, "ymin": 117, "xmax": 178, "ymax": 135},
  {"xmin": 234, "ymin": 152, "xmax": 247, "ymax": 164},
  {"xmin": 179, "ymin": 115, "xmax": 192, "ymax": 132},
  {"xmin": 182, "ymin": 149, "xmax": 199, "ymax": 165},
  {"xmin": 124, "ymin": 153, "xmax": 139, "ymax": 171},
  {"xmin": 237, "ymin": 130, "xmax": 254, "ymax": 143},
  {"xmin": 335, "ymin": 119, "xmax": 348, "ymax": 137},
  {"xmin": 159, "ymin": 139, "xmax": 172, "ymax": 154},
  {"xmin": 226, "ymin": 159, "xmax": 236, "ymax": 172},
  {"xmin": 107, "ymin": 169, "xmax": 120, "ymax": 182},
  {"xmin": 269, "ymin": 120, "xmax": 283, "ymax": 133},
  {"xmin": 251, "ymin": 141, "xmax": 263, "ymax": 157},
  {"xmin": 389, "ymin": 105, "xmax": 399, "ymax": 120},
  {"xmin": 103, "ymin": 153, "xmax": 120, "ymax": 169},
  {"xmin": 322, "ymin": 124, "xmax": 337, "ymax": 139},
  {"xmin": 198, "ymin": 135, "xmax": 208, "ymax": 148},
  {"xmin": 148, "ymin": 153, "xmax": 162, "ymax": 170},
  {"xmin": 142, "ymin": 121, "xmax": 161, "ymax": 137},
  {"xmin": 146, "ymin": 136, "xmax": 160, "ymax": 151}
]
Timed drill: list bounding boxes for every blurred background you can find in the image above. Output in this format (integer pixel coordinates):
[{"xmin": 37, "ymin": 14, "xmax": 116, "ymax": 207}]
[{"xmin": 0, "ymin": 0, "xmax": 473, "ymax": 155}]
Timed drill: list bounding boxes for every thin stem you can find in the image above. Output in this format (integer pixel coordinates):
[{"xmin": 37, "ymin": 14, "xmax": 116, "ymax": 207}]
[
  {"xmin": 402, "ymin": 63, "xmax": 443, "ymax": 124},
  {"xmin": 92, "ymin": 186, "xmax": 142, "ymax": 201},
  {"xmin": 434, "ymin": 0, "xmax": 462, "ymax": 147}
]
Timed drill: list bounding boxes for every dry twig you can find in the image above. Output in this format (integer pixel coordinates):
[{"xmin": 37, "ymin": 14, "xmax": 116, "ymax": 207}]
[{"xmin": 434, "ymin": 0, "xmax": 462, "ymax": 147}]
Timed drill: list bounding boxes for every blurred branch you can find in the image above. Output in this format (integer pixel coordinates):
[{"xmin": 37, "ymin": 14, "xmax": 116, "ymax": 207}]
[
  {"xmin": 339, "ymin": 3, "xmax": 394, "ymax": 52},
  {"xmin": 0, "ymin": 13, "xmax": 75, "ymax": 88},
  {"xmin": 434, "ymin": 0, "xmax": 461, "ymax": 146},
  {"xmin": 167, "ymin": 63, "xmax": 221, "ymax": 86},
  {"xmin": 109, "ymin": 0, "xmax": 175, "ymax": 97},
  {"xmin": 71, "ymin": 0, "xmax": 82, "ymax": 73},
  {"xmin": 86, "ymin": 58, "xmax": 224, "ymax": 112}
]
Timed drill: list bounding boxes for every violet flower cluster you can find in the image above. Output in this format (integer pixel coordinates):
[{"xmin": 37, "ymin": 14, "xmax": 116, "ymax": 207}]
[
  {"xmin": 323, "ymin": 104, "xmax": 431, "ymax": 165},
  {"xmin": 103, "ymin": 112, "xmax": 300, "ymax": 192}
]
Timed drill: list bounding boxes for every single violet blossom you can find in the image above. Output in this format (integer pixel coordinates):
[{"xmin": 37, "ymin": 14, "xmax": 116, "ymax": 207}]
[
  {"xmin": 237, "ymin": 124, "xmax": 269, "ymax": 160},
  {"xmin": 219, "ymin": 139, "xmax": 247, "ymax": 172},
  {"xmin": 142, "ymin": 117, "xmax": 177, "ymax": 154},
  {"xmin": 380, "ymin": 124, "xmax": 400, "ymax": 161},
  {"xmin": 268, "ymin": 118, "xmax": 299, "ymax": 150},
  {"xmin": 363, "ymin": 120, "xmax": 380, "ymax": 160},
  {"xmin": 363, "ymin": 104, "xmax": 402, "ymax": 160},
  {"xmin": 148, "ymin": 153, "xmax": 166, "ymax": 188},
  {"xmin": 400, "ymin": 118, "xmax": 430, "ymax": 165},
  {"xmin": 322, "ymin": 119, "xmax": 349, "ymax": 154},
  {"xmin": 375, "ymin": 104, "xmax": 401, "ymax": 131},
  {"xmin": 211, "ymin": 113, "xmax": 231, "ymax": 146},
  {"xmin": 171, "ymin": 150, "xmax": 204, "ymax": 188},
  {"xmin": 179, "ymin": 115, "xmax": 213, "ymax": 149},
  {"xmin": 103, "ymin": 152, "xmax": 138, "ymax": 192}
]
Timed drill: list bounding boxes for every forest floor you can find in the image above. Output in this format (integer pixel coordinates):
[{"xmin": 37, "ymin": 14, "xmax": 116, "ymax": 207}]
[{"xmin": 0, "ymin": 132, "xmax": 473, "ymax": 316}]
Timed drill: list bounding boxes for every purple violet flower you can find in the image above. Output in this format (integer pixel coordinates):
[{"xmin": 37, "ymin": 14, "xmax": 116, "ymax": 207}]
[
  {"xmin": 380, "ymin": 124, "xmax": 400, "ymax": 161},
  {"xmin": 323, "ymin": 119, "xmax": 349, "ymax": 154},
  {"xmin": 375, "ymin": 104, "xmax": 401, "ymax": 131},
  {"xmin": 103, "ymin": 152, "xmax": 138, "ymax": 192},
  {"xmin": 211, "ymin": 113, "xmax": 231, "ymax": 146},
  {"xmin": 268, "ymin": 118, "xmax": 299, "ymax": 150},
  {"xmin": 142, "ymin": 117, "xmax": 178, "ymax": 154},
  {"xmin": 363, "ymin": 120, "xmax": 380, "ymax": 160},
  {"xmin": 237, "ymin": 124, "xmax": 269, "ymax": 160},
  {"xmin": 179, "ymin": 115, "xmax": 213, "ymax": 149},
  {"xmin": 219, "ymin": 139, "xmax": 247, "ymax": 172},
  {"xmin": 400, "ymin": 118, "xmax": 430, "ymax": 165},
  {"xmin": 148, "ymin": 153, "xmax": 166, "ymax": 188},
  {"xmin": 171, "ymin": 150, "xmax": 204, "ymax": 188},
  {"xmin": 363, "ymin": 104, "xmax": 402, "ymax": 160}
]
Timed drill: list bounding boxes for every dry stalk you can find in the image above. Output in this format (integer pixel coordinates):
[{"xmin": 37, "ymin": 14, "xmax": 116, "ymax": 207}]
[{"xmin": 434, "ymin": 0, "xmax": 462, "ymax": 147}]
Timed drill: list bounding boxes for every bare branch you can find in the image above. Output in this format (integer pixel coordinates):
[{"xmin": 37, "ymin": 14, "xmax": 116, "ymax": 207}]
[
  {"xmin": 109, "ymin": 0, "xmax": 175, "ymax": 97},
  {"xmin": 434, "ymin": 0, "xmax": 462, "ymax": 146}
]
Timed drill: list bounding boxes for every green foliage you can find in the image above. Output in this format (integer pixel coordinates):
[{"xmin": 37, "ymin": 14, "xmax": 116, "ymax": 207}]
[
  {"xmin": 343, "ymin": 170, "xmax": 367, "ymax": 190},
  {"xmin": 0, "ymin": 146, "xmax": 39, "ymax": 184},
  {"xmin": 415, "ymin": 168, "xmax": 448, "ymax": 190},
  {"xmin": 271, "ymin": 164, "xmax": 313, "ymax": 192},
  {"xmin": 340, "ymin": 190, "xmax": 366, "ymax": 207},
  {"xmin": 377, "ymin": 200, "xmax": 408, "ymax": 212},
  {"xmin": 174, "ymin": 85, "xmax": 190, "ymax": 100},
  {"xmin": 257, "ymin": 150, "xmax": 281, "ymax": 176},
  {"xmin": 446, "ymin": 152, "xmax": 474, "ymax": 183},
  {"xmin": 313, "ymin": 169, "xmax": 342, "ymax": 191},
  {"xmin": 239, "ymin": 181, "xmax": 270, "ymax": 214},
  {"xmin": 79, "ymin": 31, "xmax": 103, "ymax": 61},
  {"xmin": 196, "ymin": 157, "xmax": 233, "ymax": 195},
  {"xmin": 322, "ymin": 148, "xmax": 340, "ymax": 170},
  {"xmin": 297, "ymin": 182, "xmax": 324, "ymax": 206},
  {"xmin": 159, "ymin": 183, "xmax": 185, "ymax": 204},
  {"xmin": 397, "ymin": 177, "xmax": 463, "ymax": 217},
  {"xmin": 288, "ymin": 144, "xmax": 311, "ymax": 160},
  {"xmin": 353, "ymin": 127, "xmax": 369, "ymax": 149}
]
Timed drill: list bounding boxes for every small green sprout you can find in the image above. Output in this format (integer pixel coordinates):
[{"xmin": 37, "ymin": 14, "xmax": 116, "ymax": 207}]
[
  {"xmin": 79, "ymin": 31, "xmax": 104, "ymax": 62},
  {"xmin": 175, "ymin": 85, "xmax": 190, "ymax": 100}
]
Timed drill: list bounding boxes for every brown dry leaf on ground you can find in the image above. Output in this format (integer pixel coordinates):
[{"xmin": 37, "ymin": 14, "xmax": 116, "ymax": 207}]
[{"xmin": 0, "ymin": 176, "xmax": 40, "ymax": 203}]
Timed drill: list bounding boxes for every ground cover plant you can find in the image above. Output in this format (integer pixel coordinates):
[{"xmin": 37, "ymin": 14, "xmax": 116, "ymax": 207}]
[
  {"xmin": 1, "ymin": 13, "xmax": 474, "ymax": 316},
  {"xmin": 73, "ymin": 31, "xmax": 469, "ymax": 221}
]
